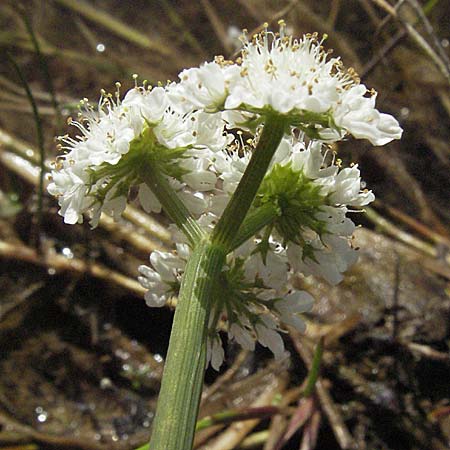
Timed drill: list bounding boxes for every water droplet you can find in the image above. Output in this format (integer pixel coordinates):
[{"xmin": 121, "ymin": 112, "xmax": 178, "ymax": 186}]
[
  {"xmin": 94, "ymin": 433, "xmax": 102, "ymax": 441},
  {"xmin": 35, "ymin": 406, "xmax": 43, "ymax": 413},
  {"xmin": 96, "ymin": 43, "xmax": 106, "ymax": 53},
  {"xmin": 400, "ymin": 107, "xmax": 409, "ymax": 119},
  {"xmin": 111, "ymin": 435, "xmax": 119, "ymax": 442},
  {"xmin": 37, "ymin": 411, "xmax": 48, "ymax": 422},
  {"xmin": 153, "ymin": 353, "xmax": 163, "ymax": 363},
  {"xmin": 26, "ymin": 149, "xmax": 34, "ymax": 158},
  {"xmin": 100, "ymin": 377, "xmax": 112, "ymax": 389},
  {"xmin": 442, "ymin": 38, "xmax": 449, "ymax": 48},
  {"xmin": 47, "ymin": 267, "xmax": 56, "ymax": 275},
  {"xmin": 61, "ymin": 247, "xmax": 74, "ymax": 259},
  {"xmin": 38, "ymin": 414, "xmax": 47, "ymax": 422}
]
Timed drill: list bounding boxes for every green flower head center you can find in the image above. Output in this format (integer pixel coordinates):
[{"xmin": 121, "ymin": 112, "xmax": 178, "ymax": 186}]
[
  {"xmin": 256, "ymin": 163, "xmax": 328, "ymax": 245},
  {"xmin": 88, "ymin": 125, "xmax": 190, "ymax": 203},
  {"xmin": 210, "ymin": 258, "xmax": 263, "ymax": 330}
]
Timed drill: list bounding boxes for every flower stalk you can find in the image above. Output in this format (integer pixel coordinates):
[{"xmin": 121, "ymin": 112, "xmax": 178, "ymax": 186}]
[
  {"xmin": 231, "ymin": 202, "xmax": 280, "ymax": 251},
  {"xmin": 148, "ymin": 239, "xmax": 225, "ymax": 450},
  {"xmin": 212, "ymin": 114, "xmax": 286, "ymax": 252},
  {"xmin": 139, "ymin": 161, "xmax": 204, "ymax": 246}
]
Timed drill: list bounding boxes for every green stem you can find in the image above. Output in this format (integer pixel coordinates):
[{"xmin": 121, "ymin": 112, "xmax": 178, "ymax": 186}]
[
  {"xmin": 212, "ymin": 114, "xmax": 286, "ymax": 252},
  {"xmin": 230, "ymin": 202, "xmax": 279, "ymax": 251},
  {"xmin": 149, "ymin": 240, "xmax": 226, "ymax": 450},
  {"xmin": 302, "ymin": 337, "xmax": 324, "ymax": 397},
  {"xmin": 196, "ymin": 406, "xmax": 280, "ymax": 431},
  {"xmin": 19, "ymin": 8, "xmax": 61, "ymax": 128},
  {"xmin": 139, "ymin": 162, "xmax": 204, "ymax": 246},
  {"xmin": 6, "ymin": 52, "xmax": 45, "ymax": 250}
]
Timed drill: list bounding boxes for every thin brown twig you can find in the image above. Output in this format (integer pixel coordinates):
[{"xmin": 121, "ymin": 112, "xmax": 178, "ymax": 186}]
[
  {"xmin": 380, "ymin": 201, "xmax": 450, "ymax": 247},
  {"xmin": 365, "ymin": 207, "xmax": 450, "ymax": 272},
  {"xmin": 198, "ymin": 372, "xmax": 289, "ymax": 450},
  {"xmin": 371, "ymin": 0, "xmax": 398, "ymax": 16},
  {"xmin": 0, "ymin": 239, "xmax": 146, "ymax": 296},
  {"xmin": 366, "ymin": 0, "xmax": 450, "ymax": 82},
  {"xmin": 327, "ymin": 0, "xmax": 342, "ymax": 29},
  {"xmin": 403, "ymin": 341, "xmax": 450, "ymax": 361},
  {"xmin": 200, "ymin": 0, "xmax": 232, "ymax": 54}
]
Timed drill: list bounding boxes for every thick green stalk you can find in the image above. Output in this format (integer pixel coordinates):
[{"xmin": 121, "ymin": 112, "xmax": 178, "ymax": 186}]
[
  {"xmin": 139, "ymin": 162, "xmax": 204, "ymax": 246},
  {"xmin": 212, "ymin": 114, "xmax": 286, "ymax": 251},
  {"xmin": 149, "ymin": 239, "xmax": 226, "ymax": 450}
]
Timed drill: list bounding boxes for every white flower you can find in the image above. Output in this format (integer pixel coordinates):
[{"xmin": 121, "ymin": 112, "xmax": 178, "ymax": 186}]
[
  {"xmin": 138, "ymin": 244, "xmax": 188, "ymax": 307},
  {"xmin": 206, "ymin": 335, "xmax": 225, "ymax": 371},
  {"xmin": 250, "ymin": 137, "xmax": 375, "ymax": 284},
  {"xmin": 50, "ymin": 24, "xmax": 399, "ymax": 375},
  {"xmin": 48, "ymin": 83, "xmax": 230, "ymax": 226},
  {"xmin": 138, "ymin": 183, "xmax": 161, "ymax": 213},
  {"xmin": 170, "ymin": 60, "xmax": 240, "ymax": 113},
  {"xmin": 220, "ymin": 27, "xmax": 402, "ymax": 144},
  {"xmin": 138, "ymin": 229, "xmax": 312, "ymax": 369},
  {"xmin": 334, "ymin": 85, "xmax": 403, "ymax": 145},
  {"xmin": 255, "ymin": 315, "xmax": 286, "ymax": 360},
  {"xmin": 228, "ymin": 323, "xmax": 255, "ymax": 351},
  {"xmin": 287, "ymin": 233, "xmax": 359, "ymax": 285},
  {"xmin": 47, "ymin": 165, "xmax": 90, "ymax": 224},
  {"xmin": 274, "ymin": 291, "xmax": 314, "ymax": 332},
  {"xmin": 244, "ymin": 247, "xmax": 288, "ymax": 293},
  {"xmin": 329, "ymin": 165, "xmax": 375, "ymax": 206}
]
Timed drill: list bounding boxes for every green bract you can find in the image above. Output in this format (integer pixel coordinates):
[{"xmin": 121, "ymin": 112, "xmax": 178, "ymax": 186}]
[
  {"xmin": 255, "ymin": 162, "xmax": 328, "ymax": 247},
  {"xmin": 88, "ymin": 126, "xmax": 190, "ymax": 205}
]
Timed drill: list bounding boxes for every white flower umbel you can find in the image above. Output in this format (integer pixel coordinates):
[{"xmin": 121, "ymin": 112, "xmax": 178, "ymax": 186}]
[
  {"xmin": 48, "ymin": 82, "xmax": 230, "ymax": 226},
  {"xmin": 139, "ymin": 238, "xmax": 313, "ymax": 370},
  {"xmin": 248, "ymin": 137, "xmax": 375, "ymax": 284},
  {"xmin": 248, "ymin": 25, "xmax": 401, "ymax": 143},
  {"xmin": 162, "ymin": 133, "xmax": 375, "ymax": 286},
  {"xmin": 193, "ymin": 22, "xmax": 402, "ymax": 145}
]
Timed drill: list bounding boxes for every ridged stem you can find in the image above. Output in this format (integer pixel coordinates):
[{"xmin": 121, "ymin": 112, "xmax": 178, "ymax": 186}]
[
  {"xmin": 148, "ymin": 240, "xmax": 226, "ymax": 450},
  {"xmin": 139, "ymin": 162, "xmax": 204, "ymax": 246},
  {"xmin": 212, "ymin": 114, "xmax": 286, "ymax": 252}
]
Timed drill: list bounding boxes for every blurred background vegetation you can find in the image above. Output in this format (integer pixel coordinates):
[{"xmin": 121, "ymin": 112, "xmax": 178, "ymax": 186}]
[{"xmin": 0, "ymin": 1, "xmax": 449, "ymax": 449}]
